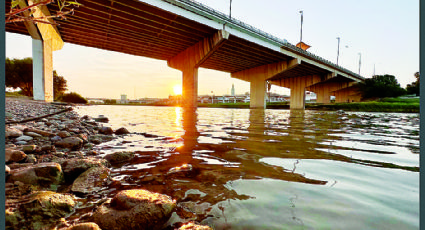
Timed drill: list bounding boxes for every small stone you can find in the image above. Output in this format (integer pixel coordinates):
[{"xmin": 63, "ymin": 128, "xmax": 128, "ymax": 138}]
[
  {"xmin": 23, "ymin": 132, "xmax": 43, "ymax": 138},
  {"xmin": 15, "ymin": 141, "xmax": 28, "ymax": 145},
  {"xmin": 94, "ymin": 116, "xmax": 109, "ymax": 123},
  {"xmin": 8, "ymin": 162, "xmax": 63, "ymax": 187},
  {"xmin": 5, "ymin": 149, "xmax": 27, "ymax": 163},
  {"xmin": 51, "ymin": 136, "xmax": 62, "ymax": 142},
  {"xmin": 59, "ymin": 222, "xmax": 101, "ymax": 230},
  {"xmin": 179, "ymin": 222, "xmax": 213, "ymax": 230},
  {"xmin": 6, "ymin": 165, "xmax": 10, "ymax": 175},
  {"xmin": 21, "ymin": 145, "xmax": 37, "ymax": 153},
  {"xmin": 25, "ymin": 154, "xmax": 38, "ymax": 164},
  {"xmin": 15, "ymin": 135, "xmax": 33, "ymax": 142},
  {"xmin": 55, "ymin": 137, "xmax": 84, "ymax": 150},
  {"xmin": 115, "ymin": 127, "xmax": 130, "ymax": 135},
  {"xmin": 5, "ymin": 127, "xmax": 23, "ymax": 138},
  {"xmin": 104, "ymin": 151, "xmax": 135, "ymax": 165},
  {"xmin": 99, "ymin": 127, "xmax": 113, "ymax": 135},
  {"xmin": 58, "ymin": 131, "xmax": 71, "ymax": 138},
  {"xmin": 24, "ymin": 128, "xmax": 55, "ymax": 137}
]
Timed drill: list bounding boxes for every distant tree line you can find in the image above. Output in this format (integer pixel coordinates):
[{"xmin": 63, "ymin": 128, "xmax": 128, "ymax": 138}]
[
  {"xmin": 6, "ymin": 57, "xmax": 87, "ymax": 104},
  {"xmin": 357, "ymin": 72, "xmax": 419, "ymax": 99}
]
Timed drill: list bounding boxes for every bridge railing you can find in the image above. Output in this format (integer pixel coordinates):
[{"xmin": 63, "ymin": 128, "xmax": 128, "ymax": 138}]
[{"xmin": 166, "ymin": 0, "xmax": 364, "ymax": 81}]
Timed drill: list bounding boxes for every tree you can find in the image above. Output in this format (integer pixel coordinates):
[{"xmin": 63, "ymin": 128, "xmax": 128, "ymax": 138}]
[
  {"xmin": 6, "ymin": 57, "xmax": 68, "ymax": 98},
  {"xmin": 358, "ymin": 74, "xmax": 406, "ymax": 99},
  {"xmin": 406, "ymin": 72, "xmax": 419, "ymax": 96},
  {"xmin": 53, "ymin": 70, "xmax": 67, "ymax": 99},
  {"xmin": 6, "ymin": 57, "xmax": 33, "ymax": 96}
]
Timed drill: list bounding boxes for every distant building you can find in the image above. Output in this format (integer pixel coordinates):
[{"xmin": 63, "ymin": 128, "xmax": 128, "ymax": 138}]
[
  {"xmin": 119, "ymin": 94, "xmax": 128, "ymax": 104},
  {"xmin": 231, "ymin": 84, "xmax": 235, "ymax": 96}
]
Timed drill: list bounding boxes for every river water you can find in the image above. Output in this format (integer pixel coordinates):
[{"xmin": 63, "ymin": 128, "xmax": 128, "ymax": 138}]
[{"xmin": 75, "ymin": 105, "xmax": 419, "ymax": 230}]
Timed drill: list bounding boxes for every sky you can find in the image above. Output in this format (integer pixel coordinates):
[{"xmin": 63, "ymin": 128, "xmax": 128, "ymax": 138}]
[{"xmin": 5, "ymin": 0, "xmax": 419, "ymax": 99}]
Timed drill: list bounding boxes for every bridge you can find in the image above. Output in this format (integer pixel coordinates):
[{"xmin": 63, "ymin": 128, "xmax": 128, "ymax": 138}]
[{"xmin": 6, "ymin": 0, "xmax": 365, "ymax": 109}]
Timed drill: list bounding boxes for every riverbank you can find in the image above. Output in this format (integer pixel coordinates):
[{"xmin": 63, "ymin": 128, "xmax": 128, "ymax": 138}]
[{"xmin": 4, "ymin": 97, "xmax": 211, "ymax": 230}]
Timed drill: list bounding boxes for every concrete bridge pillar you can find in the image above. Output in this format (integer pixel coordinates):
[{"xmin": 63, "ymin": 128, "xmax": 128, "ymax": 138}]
[
  {"xmin": 32, "ymin": 39, "xmax": 54, "ymax": 101},
  {"xmin": 20, "ymin": 0, "xmax": 63, "ymax": 102},
  {"xmin": 307, "ymin": 80, "xmax": 358, "ymax": 104},
  {"xmin": 168, "ymin": 30, "xmax": 229, "ymax": 108},
  {"xmin": 232, "ymin": 58, "xmax": 301, "ymax": 109},
  {"xmin": 274, "ymin": 75, "xmax": 321, "ymax": 110}
]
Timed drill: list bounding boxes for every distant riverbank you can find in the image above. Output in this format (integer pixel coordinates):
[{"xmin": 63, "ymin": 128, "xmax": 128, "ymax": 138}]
[{"xmin": 6, "ymin": 94, "xmax": 419, "ymax": 113}]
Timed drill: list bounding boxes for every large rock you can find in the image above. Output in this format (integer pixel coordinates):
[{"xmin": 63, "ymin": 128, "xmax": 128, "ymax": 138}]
[
  {"xmin": 104, "ymin": 151, "xmax": 135, "ymax": 165},
  {"xmin": 61, "ymin": 157, "xmax": 111, "ymax": 181},
  {"xmin": 5, "ymin": 149, "xmax": 27, "ymax": 163},
  {"xmin": 5, "ymin": 127, "xmax": 23, "ymax": 138},
  {"xmin": 93, "ymin": 189, "xmax": 176, "ymax": 230},
  {"xmin": 8, "ymin": 162, "xmax": 64, "ymax": 187},
  {"xmin": 6, "ymin": 191, "xmax": 75, "ymax": 230},
  {"xmin": 71, "ymin": 166, "xmax": 110, "ymax": 194},
  {"xmin": 55, "ymin": 137, "xmax": 84, "ymax": 150}
]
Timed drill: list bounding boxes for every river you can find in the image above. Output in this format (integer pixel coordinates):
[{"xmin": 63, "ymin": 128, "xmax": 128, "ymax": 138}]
[{"xmin": 75, "ymin": 105, "xmax": 419, "ymax": 230}]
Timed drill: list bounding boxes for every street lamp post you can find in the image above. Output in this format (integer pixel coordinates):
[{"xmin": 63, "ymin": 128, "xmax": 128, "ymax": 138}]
[
  {"xmin": 336, "ymin": 37, "xmax": 340, "ymax": 65},
  {"xmin": 299, "ymin": 10, "xmax": 303, "ymax": 48},
  {"xmin": 358, "ymin": 53, "xmax": 361, "ymax": 75},
  {"xmin": 229, "ymin": 0, "xmax": 232, "ymax": 19}
]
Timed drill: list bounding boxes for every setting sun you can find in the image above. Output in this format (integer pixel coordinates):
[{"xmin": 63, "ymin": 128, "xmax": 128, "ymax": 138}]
[{"xmin": 173, "ymin": 85, "xmax": 182, "ymax": 95}]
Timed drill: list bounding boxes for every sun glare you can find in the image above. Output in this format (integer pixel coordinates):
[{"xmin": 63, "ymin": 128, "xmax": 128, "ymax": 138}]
[{"xmin": 173, "ymin": 85, "xmax": 182, "ymax": 95}]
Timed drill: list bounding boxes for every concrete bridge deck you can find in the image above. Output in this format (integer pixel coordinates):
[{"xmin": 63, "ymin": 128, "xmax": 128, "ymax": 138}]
[{"xmin": 6, "ymin": 0, "xmax": 365, "ymax": 109}]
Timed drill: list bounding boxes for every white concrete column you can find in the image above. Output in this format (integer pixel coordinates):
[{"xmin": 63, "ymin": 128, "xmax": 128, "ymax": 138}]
[
  {"xmin": 32, "ymin": 38, "xmax": 53, "ymax": 102},
  {"xmin": 250, "ymin": 78, "xmax": 267, "ymax": 109}
]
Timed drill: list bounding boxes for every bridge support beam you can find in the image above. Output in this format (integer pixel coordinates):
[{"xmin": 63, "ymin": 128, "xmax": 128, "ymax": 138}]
[
  {"xmin": 21, "ymin": 0, "xmax": 64, "ymax": 102},
  {"xmin": 232, "ymin": 58, "xmax": 301, "ymax": 109},
  {"xmin": 333, "ymin": 84, "xmax": 361, "ymax": 103},
  {"xmin": 307, "ymin": 80, "xmax": 358, "ymax": 104},
  {"xmin": 168, "ymin": 30, "xmax": 229, "ymax": 108},
  {"xmin": 272, "ymin": 75, "xmax": 322, "ymax": 109}
]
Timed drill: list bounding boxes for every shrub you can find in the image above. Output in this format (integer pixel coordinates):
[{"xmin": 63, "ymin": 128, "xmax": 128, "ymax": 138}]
[{"xmin": 58, "ymin": 92, "xmax": 88, "ymax": 104}]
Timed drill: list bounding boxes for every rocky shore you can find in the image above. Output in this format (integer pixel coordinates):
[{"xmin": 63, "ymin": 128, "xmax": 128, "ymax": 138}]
[{"xmin": 5, "ymin": 97, "xmax": 212, "ymax": 230}]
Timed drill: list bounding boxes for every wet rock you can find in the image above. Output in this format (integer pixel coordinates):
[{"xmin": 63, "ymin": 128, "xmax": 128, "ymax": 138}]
[
  {"xmin": 55, "ymin": 137, "xmax": 84, "ymax": 150},
  {"xmin": 59, "ymin": 222, "xmax": 102, "ymax": 230},
  {"xmin": 104, "ymin": 151, "xmax": 135, "ymax": 165},
  {"xmin": 6, "ymin": 127, "xmax": 23, "ymax": 138},
  {"xmin": 179, "ymin": 222, "xmax": 213, "ymax": 230},
  {"xmin": 41, "ymin": 144, "xmax": 56, "ymax": 153},
  {"xmin": 62, "ymin": 158, "xmax": 111, "ymax": 181},
  {"xmin": 71, "ymin": 166, "xmax": 110, "ymax": 194},
  {"xmin": 5, "ymin": 149, "xmax": 27, "ymax": 163},
  {"xmin": 99, "ymin": 126, "xmax": 114, "ymax": 135},
  {"xmin": 8, "ymin": 162, "xmax": 63, "ymax": 187},
  {"xmin": 15, "ymin": 135, "xmax": 33, "ymax": 142},
  {"xmin": 6, "ymin": 191, "xmax": 75, "ymax": 230},
  {"xmin": 58, "ymin": 131, "xmax": 72, "ymax": 138},
  {"xmin": 115, "ymin": 127, "xmax": 130, "ymax": 135},
  {"xmin": 93, "ymin": 189, "xmax": 176, "ymax": 230}
]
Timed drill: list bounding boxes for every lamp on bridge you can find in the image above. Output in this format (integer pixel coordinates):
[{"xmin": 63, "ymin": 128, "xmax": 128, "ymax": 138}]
[{"xmin": 295, "ymin": 41, "xmax": 311, "ymax": 51}]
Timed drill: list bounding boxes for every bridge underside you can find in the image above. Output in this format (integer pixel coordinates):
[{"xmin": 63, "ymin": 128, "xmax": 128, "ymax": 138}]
[{"xmin": 6, "ymin": 0, "xmax": 363, "ymax": 109}]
